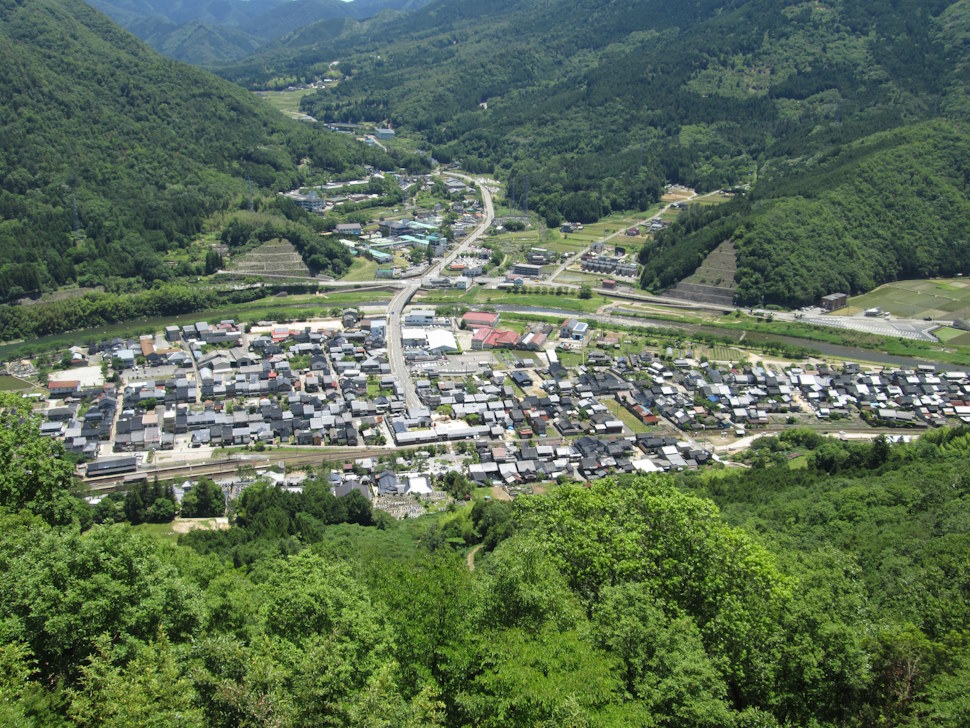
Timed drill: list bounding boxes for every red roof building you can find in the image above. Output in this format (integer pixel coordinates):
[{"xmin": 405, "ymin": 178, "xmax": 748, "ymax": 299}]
[
  {"xmin": 484, "ymin": 329, "xmax": 520, "ymax": 349},
  {"xmin": 462, "ymin": 311, "xmax": 501, "ymax": 330}
]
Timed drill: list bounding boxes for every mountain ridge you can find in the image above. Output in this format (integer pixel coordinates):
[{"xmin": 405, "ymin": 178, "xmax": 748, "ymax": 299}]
[
  {"xmin": 0, "ymin": 0, "xmax": 390, "ymax": 299},
  {"xmin": 228, "ymin": 0, "xmax": 970, "ymax": 305}
]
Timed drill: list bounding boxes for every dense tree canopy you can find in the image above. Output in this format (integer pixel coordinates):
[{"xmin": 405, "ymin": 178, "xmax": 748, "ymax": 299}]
[
  {"xmin": 0, "ymin": 0, "xmax": 394, "ymax": 302},
  {"xmin": 219, "ymin": 0, "xmax": 970, "ymax": 304}
]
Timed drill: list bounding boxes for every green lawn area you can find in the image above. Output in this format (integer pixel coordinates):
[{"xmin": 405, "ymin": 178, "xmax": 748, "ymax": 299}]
[
  {"xmin": 935, "ymin": 328, "xmax": 970, "ymax": 346},
  {"xmin": 602, "ymin": 397, "xmax": 651, "ymax": 434},
  {"xmin": 557, "ymin": 350, "xmax": 583, "ymax": 367},
  {"xmin": 0, "ymin": 375, "xmax": 39, "ymax": 392},
  {"xmin": 132, "ymin": 521, "xmax": 179, "ymax": 540},
  {"xmin": 254, "ymin": 88, "xmax": 315, "ymax": 118},
  {"xmin": 341, "ymin": 257, "xmax": 378, "ymax": 282},
  {"xmin": 134, "ymin": 518, "xmax": 228, "ymax": 541},
  {"xmin": 691, "ymin": 193, "xmax": 735, "ymax": 206}
]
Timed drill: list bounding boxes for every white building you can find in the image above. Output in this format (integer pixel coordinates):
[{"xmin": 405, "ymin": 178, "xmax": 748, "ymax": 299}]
[
  {"xmin": 404, "ymin": 309, "xmax": 435, "ymax": 326},
  {"xmin": 401, "ymin": 328, "xmax": 427, "ymax": 347},
  {"xmin": 426, "ymin": 329, "xmax": 458, "ymax": 354}
]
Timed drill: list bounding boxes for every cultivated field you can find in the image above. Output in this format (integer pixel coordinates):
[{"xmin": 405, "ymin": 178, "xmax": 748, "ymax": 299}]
[
  {"xmin": 254, "ymin": 88, "xmax": 316, "ymax": 119},
  {"xmin": 839, "ymin": 278, "xmax": 970, "ymax": 320},
  {"xmin": 228, "ymin": 239, "xmax": 311, "ymax": 278}
]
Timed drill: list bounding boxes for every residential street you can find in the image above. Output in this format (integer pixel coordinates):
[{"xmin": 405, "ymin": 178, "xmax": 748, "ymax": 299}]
[{"xmin": 385, "ymin": 173, "xmax": 495, "ymax": 412}]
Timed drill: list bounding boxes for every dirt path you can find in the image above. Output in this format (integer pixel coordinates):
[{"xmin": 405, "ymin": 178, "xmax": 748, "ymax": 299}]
[{"xmin": 466, "ymin": 544, "xmax": 483, "ymax": 571}]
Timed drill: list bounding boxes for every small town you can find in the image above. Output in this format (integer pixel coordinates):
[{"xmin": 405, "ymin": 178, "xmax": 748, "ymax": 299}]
[
  {"xmin": 4, "ymin": 173, "xmax": 968, "ymax": 516},
  {"xmin": 5, "ymin": 0, "xmax": 970, "ymax": 722},
  {"xmin": 16, "ymin": 301, "xmax": 964, "ymax": 510}
]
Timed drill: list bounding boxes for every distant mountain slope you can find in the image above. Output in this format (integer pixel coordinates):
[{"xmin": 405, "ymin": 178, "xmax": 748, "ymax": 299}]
[
  {"xmin": 640, "ymin": 120, "xmax": 970, "ymax": 307},
  {"xmin": 0, "ymin": 0, "xmax": 389, "ymax": 299},
  {"xmin": 130, "ymin": 18, "xmax": 263, "ymax": 65},
  {"xmin": 85, "ymin": 0, "xmax": 433, "ymax": 63},
  {"xmin": 230, "ymin": 0, "xmax": 970, "ymax": 305}
]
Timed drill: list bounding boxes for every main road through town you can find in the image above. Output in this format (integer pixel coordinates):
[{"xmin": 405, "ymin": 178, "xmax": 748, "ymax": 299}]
[{"xmin": 386, "ymin": 173, "xmax": 495, "ymax": 411}]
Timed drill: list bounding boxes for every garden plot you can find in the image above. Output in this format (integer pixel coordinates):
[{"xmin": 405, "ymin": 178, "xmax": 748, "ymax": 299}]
[{"xmin": 228, "ymin": 239, "xmax": 310, "ymax": 277}]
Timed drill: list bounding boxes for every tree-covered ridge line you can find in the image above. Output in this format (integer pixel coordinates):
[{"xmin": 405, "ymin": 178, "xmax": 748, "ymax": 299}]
[
  {"xmin": 641, "ymin": 119, "xmax": 970, "ymax": 306},
  {"xmin": 217, "ymin": 0, "xmax": 970, "ymax": 302},
  {"xmin": 2, "ymin": 386, "xmax": 970, "ymax": 725},
  {"xmin": 0, "ymin": 0, "xmax": 401, "ymax": 303}
]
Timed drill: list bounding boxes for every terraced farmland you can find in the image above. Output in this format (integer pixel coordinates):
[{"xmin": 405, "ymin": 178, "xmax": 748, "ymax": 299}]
[
  {"xmin": 666, "ymin": 240, "xmax": 737, "ymax": 307},
  {"xmin": 228, "ymin": 239, "xmax": 311, "ymax": 278}
]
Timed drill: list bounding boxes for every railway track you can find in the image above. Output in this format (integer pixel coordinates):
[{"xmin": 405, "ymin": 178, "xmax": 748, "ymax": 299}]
[{"xmin": 82, "ymin": 447, "xmax": 389, "ymax": 490}]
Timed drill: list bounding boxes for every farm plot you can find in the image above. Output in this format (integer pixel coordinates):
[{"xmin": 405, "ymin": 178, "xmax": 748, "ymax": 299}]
[
  {"xmin": 228, "ymin": 239, "xmax": 311, "ymax": 278},
  {"xmin": 841, "ymin": 278, "xmax": 970, "ymax": 320}
]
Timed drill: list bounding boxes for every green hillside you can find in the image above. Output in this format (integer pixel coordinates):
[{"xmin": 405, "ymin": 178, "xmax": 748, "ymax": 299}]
[
  {"xmin": 86, "ymin": 0, "xmax": 433, "ymax": 64},
  {"xmin": 223, "ymin": 0, "xmax": 970, "ymax": 305},
  {"xmin": 0, "ymin": 0, "xmax": 392, "ymax": 300},
  {"xmin": 639, "ymin": 120, "xmax": 970, "ymax": 306},
  {"xmin": 130, "ymin": 18, "xmax": 263, "ymax": 65},
  {"xmin": 3, "ymin": 391, "xmax": 970, "ymax": 725}
]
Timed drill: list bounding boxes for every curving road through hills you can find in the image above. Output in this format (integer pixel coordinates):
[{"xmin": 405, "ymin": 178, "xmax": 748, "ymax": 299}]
[{"xmin": 385, "ymin": 173, "xmax": 495, "ymax": 411}]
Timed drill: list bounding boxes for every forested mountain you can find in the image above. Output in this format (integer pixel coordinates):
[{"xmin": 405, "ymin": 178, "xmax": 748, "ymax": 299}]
[
  {"xmin": 225, "ymin": 0, "xmax": 970, "ymax": 305},
  {"xmin": 639, "ymin": 120, "xmax": 970, "ymax": 306},
  {"xmin": 0, "ymin": 0, "xmax": 393, "ymax": 301},
  {"xmin": 127, "ymin": 17, "xmax": 265, "ymax": 65},
  {"xmin": 2, "ymin": 391, "xmax": 970, "ymax": 725},
  {"xmin": 85, "ymin": 0, "xmax": 433, "ymax": 63}
]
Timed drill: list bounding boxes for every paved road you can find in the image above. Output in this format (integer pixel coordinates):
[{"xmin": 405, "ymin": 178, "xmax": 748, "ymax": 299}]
[
  {"xmin": 385, "ymin": 172, "xmax": 495, "ymax": 412},
  {"xmin": 775, "ymin": 312, "xmax": 940, "ymax": 342},
  {"xmin": 386, "ymin": 283, "xmax": 421, "ymax": 409}
]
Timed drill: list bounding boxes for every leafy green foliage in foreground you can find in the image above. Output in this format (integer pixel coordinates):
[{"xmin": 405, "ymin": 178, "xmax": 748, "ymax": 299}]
[{"xmin": 1, "ymin": 390, "xmax": 970, "ymax": 725}]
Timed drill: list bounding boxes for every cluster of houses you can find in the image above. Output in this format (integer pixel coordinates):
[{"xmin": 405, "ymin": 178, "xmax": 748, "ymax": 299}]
[
  {"xmin": 284, "ymin": 171, "xmax": 418, "ymax": 215},
  {"xmin": 580, "ymin": 254, "xmax": 637, "ymax": 278},
  {"xmin": 787, "ymin": 363, "xmax": 970, "ymax": 426},
  {"xmin": 602, "ymin": 360, "xmax": 799, "ymax": 435},
  {"xmin": 36, "ymin": 298, "xmax": 970, "ymax": 501},
  {"xmin": 41, "ymin": 382, "xmax": 117, "ymax": 459}
]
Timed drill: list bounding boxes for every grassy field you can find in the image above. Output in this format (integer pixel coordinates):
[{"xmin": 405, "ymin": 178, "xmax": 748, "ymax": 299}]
[
  {"xmin": 933, "ymin": 326, "xmax": 970, "ymax": 347},
  {"xmin": 133, "ymin": 518, "xmax": 227, "ymax": 541},
  {"xmin": 0, "ymin": 375, "xmax": 39, "ymax": 392},
  {"xmin": 839, "ymin": 278, "xmax": 970, "ymax": 320},
  {"xmin": 602, "ymin": 397, "xmax": 651, "ymax": 434},
  {"xmin": 254, "ymin": 88, "xmax": 316, "ymax": 118},
  {"xmin": 341, "ymin": 257, "xmax": 379, "ymax": 282},
  {"xmin": 690, "ymin": 192, "xmax": 735, "ymax": 206},
  {"xmin": 696, "ymin": 344, "xmax": 746, "ymax": 362}
]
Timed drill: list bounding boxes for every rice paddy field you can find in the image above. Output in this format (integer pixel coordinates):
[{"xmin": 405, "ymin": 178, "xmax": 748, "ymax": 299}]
[
  {"xmin": 839, "ymin": 278, "xmax": 970, "ymax": 320},
  {"xmin": 0, "ymin": 375, "xmax": 40, "ymax": 392},
  {"xmin": 254, "ymin": 88, "xmax": 316, "ymax": 119}
]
